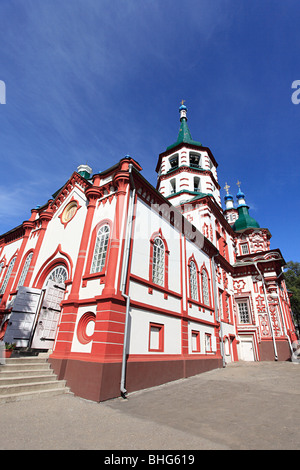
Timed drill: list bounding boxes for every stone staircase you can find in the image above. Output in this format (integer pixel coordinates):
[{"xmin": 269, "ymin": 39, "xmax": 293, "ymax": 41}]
[{"xmin": 0, "ymin": 354, "xmax": 72, "ymax": 404}]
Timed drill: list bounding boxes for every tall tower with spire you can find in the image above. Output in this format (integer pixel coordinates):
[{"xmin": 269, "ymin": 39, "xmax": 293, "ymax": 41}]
[
  {"xmin": 156, "ymin": 103, "xmax": 222, "ymax": 210},
  {"xmin": 223, "ymin": 182, "xmax": 238, "ymax": 225}
]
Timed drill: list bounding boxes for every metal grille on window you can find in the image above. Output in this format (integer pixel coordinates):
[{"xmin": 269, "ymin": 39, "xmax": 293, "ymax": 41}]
[
  {"xmin": 45, "ymin": 266, "xmax": 68, "ymax": 286},
  {"xmin": 238, "ymin": 302, "xmax": 250, "ymax": 323},
  {"xmin": 152, "ymin": 237, "xmax": 165, "ymax": 286},
  {"xmin": 0, "ymin": 257, "xmax": 16, "ymax": 294},
  {"xmin": 241, "ymin": 243, "xmax": 249, "ymax": 255},
  {"xmin": 91, "ymin": 224, "xmax": 110, "ymax": 273},
  {"xmin": 18, "ymin": 252, "xmax": 33, "ymax": 288},
  {"xmin": 189, "ymin": 261, "xmax": 198, "ymax": 301},
  {"xmin": 202, "ymin": 269, "xmax": 209, "ymax": 305}
]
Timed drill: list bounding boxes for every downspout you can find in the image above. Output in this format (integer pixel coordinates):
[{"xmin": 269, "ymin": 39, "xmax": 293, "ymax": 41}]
[
  {"xmin": 211, "ymin": 255, "xmax": 226, "ymax": 367},
  {"xmin": 253, "ymin": 262, "xmax": 278, "ymax": 361},
  {"xmin": 120, "ymin": 164, "xmax": 136, "ymax": 398},
  {"xmin": 275, "ymin": 284, "xmax": 293, "ymax": 355}
]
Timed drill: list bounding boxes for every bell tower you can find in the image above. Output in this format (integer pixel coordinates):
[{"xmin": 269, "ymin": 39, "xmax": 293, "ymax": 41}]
[{"xmin": 156, "ymin": 102, "xmax": 222, "ymax": 209}]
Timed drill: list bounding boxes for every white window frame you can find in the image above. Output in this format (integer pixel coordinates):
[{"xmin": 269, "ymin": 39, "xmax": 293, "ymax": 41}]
[
  {"xmin": 189, "ymin": 261, "xmax": 198, "ymax": 301},
  {"xmin": 0, "ymin": 257, "xmax": 16, "ymax": 295},
  {"xmin": 18, "ymin": 252, "xmax": 33, "ymax": 288},
  {"xmin": 91, "ymin": 224, "xmax": 110, "ymax": 273},
  {"xmin": 236, "ymin": 299, "xmax": 251, "ymax": 324},
  {"xmin": 152, "ymin": 237, "xmax": 165, "ymax": 287}
]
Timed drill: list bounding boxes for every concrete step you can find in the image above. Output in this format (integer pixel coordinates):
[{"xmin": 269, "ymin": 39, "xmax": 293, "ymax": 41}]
[
  {"xmin": 0, "ymin": 356, "xmax": 71, "ymax": 404},
  {"xmin": 6, "ymin": 357, "xmax": 49, "ymax": 364},
  {"xmin": 0, "ymin": 387, "xmax": 71, "ymax": 404},
  {"xmin": 0, "ymin": 373, "xmax": 57, "ymax": 386},
  {"xmin": 2, "ymin": 361, "xmax": 52, "ymax": 371},
  {"xmin": 0, "ymin": 368, "xmax": 55, "ymax": 378},
  {"xmin": 0, "ymin": 379, "xmax": 67, "ymax": 396}
]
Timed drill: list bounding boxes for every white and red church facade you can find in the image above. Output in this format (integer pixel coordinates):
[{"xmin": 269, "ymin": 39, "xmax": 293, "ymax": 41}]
[{"xmin": 0, "ymin": 104, "xmax": 297, "ymax": 401}]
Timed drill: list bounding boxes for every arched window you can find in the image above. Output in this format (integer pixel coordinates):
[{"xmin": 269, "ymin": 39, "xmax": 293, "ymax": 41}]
[
  {"xmin": 202, "ymin": 269, "xmax": 210, "ymax": 306},
  {"xmin": 91, "ymin": 224, "xmax": 110, "ymax": 273},
  {"xmin": 44, "ymin": 265, "xmax": 68, "ymax": 287},
  {"xmin": 18, "ymin": 252, "xmax": 33, "ymax": 288},
  {"xmin": 152, "ymin": 237, "xmax": 165, "ymax": 286},
  {"xmin": 0, "ymin": 256, "xmax": 16, "ymax": 295},
  {"xmin": 189, "ymin": 260, "xmax": 198, "ymax": 301}
]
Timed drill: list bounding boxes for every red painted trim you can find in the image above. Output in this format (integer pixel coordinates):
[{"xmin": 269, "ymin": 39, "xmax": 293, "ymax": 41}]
[
  {"xmin": 130, "ymin": 273, "xmax": 181, "ymax": 299},
  {"xmin": 205, "ymin": 333, "xmax": 212, "ymax": 353},
  {"xmin": 77, "ymin": 311, "xmax": 96, "ymax": 344},
  {"xmin": 200, "ymin": 263, "xmax": 212, "ymax": 307},
  {"xmin": 33, "ymin": 244, "xmax": 73, "ymax": 289},
  {"xmin": 187, "ymin": 254, "xmax": 200, "ymax": 302},
  {"xmin": 130, "ymin": 298, "xmax": 218, "ymax": 327},
  {"xmin": 58, "ymin": 196, "xmax": 82, "ymax": 228},
  {"xmin": 191, "ymin": 330, "xmax": 201, "ymax": 352},
  {"xmin": 82, "ymin": 218, "xmax": 112, "ymax": 285},
  {"xmin": 149, "ymin": 228, "xmax": 169, "ymax": 290},
  {"xmin": 0, "ymin": 250, "xmax": 19, "ymax": 308},
  {"xmin": 68, "ymin": 186, "xmax": 101, "ymax": 300},
  {"xmin": 148, "ymin": 322, "xmax": 164, "ymax": 352},
  {"xmin": 11, "ymin": 248, "xmax": 34, "ymax": 292}
]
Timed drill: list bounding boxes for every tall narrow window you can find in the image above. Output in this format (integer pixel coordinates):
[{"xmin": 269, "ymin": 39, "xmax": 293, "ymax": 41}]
[
  {"xmin": 189, "ymin": 260, "xmax": 198, "ymax": 301},
  {"xmin": 237, "ymin": 301, "xmax": 250, "ymax": 323},
  {"xmin": 149, "ymin": 323, "xmax": 164, "ymax": 352},
  {"xmin": 169, "ymin": 155, "xmax": 178, "ymax": 170},
  {"xmin": 170, "ymin": 178, "xmax": 176, "ymax": 194},
  {"xmin": 18, "ymin": 252, "xmax": 33, "ymax": 288},
  {"xmin": 152, "ymin": 237, "xmax": 165, "ymax": 286},
  {"xmin": 194, "ymin": 176, "xmax": 200, "ymax": 193},
  {"xmin": 190, "ymin": 153, "xmax": 200, "ymax": 168},
  {"xmin": 45, "ymin": 265, "xmax": 68, "ymax": 287},
  {"xmin": 91, "ymin": 224, "xmax": 110, "ymax": 273},
  {"xmin": 0, "ymin": 257, "xmax": 16, "ymax": 295},
  {"xmin": 202, "ymin": 269, "xmax": 210, "ymax": 305}
]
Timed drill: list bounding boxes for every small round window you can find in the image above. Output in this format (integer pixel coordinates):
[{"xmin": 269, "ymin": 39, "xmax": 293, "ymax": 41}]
[{"xmin": 62, "ymin": 201, "xmax": 78, "ymax": 224}]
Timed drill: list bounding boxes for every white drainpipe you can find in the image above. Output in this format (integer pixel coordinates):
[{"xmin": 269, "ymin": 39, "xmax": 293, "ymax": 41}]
[
  {"xmin": 120, "ymin": 164, "xmax": 136, "ymax": 397},
  {"xmin": 253, "ymin": 262, "xmax": 278, "ymax": 361},
  {"xmin": 211, "ymin": 255, "xmax": 226, "ymax": 368}
]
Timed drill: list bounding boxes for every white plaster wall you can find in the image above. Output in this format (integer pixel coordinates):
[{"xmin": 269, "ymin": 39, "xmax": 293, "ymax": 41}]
[
  {"xmin": 71, "ymin": 304, "xmax": 97, "ymax": 353},
  {"xmin": 129, "ymin": 280, "xmax": 181, "ymax": 313},
  {"xmin": 130, "ymin": 198, "xmax": 181, "ymax": 294},
  {"xmin": 188, "ymin": 320, "xmax": 216, "ymax": 353},
  {"xmin": 128, "ymin": 307, "xmax": 181, "ymax": 355}
]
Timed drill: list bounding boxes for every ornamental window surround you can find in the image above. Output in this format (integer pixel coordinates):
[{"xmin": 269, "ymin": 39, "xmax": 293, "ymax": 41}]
[
  {"xmin": 236, "ymin": 299, "xmax": 251, "ymax": 324},
  {"xmin": 18, "ymin": 252, "xmax": 33, "ymax": 288},
  {"xmin": 91, "ymin": 224, "xmax": 110, "ymax": 274},
  {"xmin": 189, "ymin": 260, "xmax": 199, "ymax": 301},
  {"xmin": 149, "ymin": 230, "xmax": 169, "ymax": 290},
  {"xmin": 44, "ymin": 265, "xmax": 68, "ymax": 287},
  {"xmin": 0, "ymin": 256, "xmax": 16, "ymax": 295},
  {"xmin": 189, "ymin": 152, "xmax": 201, "ymax": 168},
  {"xmin": 169, "ymin": 154, "xmax": 179, "ymax": 170},
  {"xmin": 152, "ymin": 237, "xmax": 165, "ymax": 287},
  {"xmin": 202, "ymin": 268, "xmax": 210, "ymax": 306}
]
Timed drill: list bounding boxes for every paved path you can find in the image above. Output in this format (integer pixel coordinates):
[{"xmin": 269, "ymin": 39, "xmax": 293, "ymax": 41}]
[{"xmin": 0, "ymin": 361, "xmax": 299, "ymax": 450}]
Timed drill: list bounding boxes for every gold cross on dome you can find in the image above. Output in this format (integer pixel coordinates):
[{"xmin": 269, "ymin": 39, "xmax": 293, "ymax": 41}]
[
  {"xmin": 237, "ymin": 180, "xmax": 241, "ymax": 188},
  {"xmin": 180, "ymin": 99, "xmax": 186, "ymax": 106},
  {"xmin": 224, "ymin": 183, "xmax": 230, "ymax": 195}
]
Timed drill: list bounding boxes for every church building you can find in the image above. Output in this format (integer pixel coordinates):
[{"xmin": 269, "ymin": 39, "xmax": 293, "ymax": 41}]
[{"xmin": 0, "ymin": 104, "xmax": 297, "ymax": 402}]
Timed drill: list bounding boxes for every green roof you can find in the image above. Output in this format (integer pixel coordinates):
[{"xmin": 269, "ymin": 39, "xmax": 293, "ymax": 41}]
[
  {"xmin": 166, "ymin": 116, "xmax": 202, "ymax": 151},
  {"xmin": 232, "ymin": 205, "xmax": 260, "ymax": 232}
]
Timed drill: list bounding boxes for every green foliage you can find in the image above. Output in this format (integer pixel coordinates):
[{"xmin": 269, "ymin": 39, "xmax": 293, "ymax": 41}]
[{"xmin": 284, "ymin": 261, "xmax": 300, "ymax": 326}]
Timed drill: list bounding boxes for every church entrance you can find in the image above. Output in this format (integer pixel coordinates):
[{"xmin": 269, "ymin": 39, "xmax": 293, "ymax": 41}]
[
  {"xmin": 3, "ymin": 265, "xmax": 67, "ymax": 350},
  {"xmin": 239, "ymin": 336, "xmax": 255, "ymax": 361}
]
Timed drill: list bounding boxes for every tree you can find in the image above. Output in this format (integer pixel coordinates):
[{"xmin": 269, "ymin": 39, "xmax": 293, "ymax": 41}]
[{"xmin": 284, "ymin": 261, "xmax": 300, "ymax": 333}]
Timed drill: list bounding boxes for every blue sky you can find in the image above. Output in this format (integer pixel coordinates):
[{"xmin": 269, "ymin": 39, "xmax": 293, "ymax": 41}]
[{"xmin": 0, "ymin": 0, "xmax": 299, "ymax": 263}]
